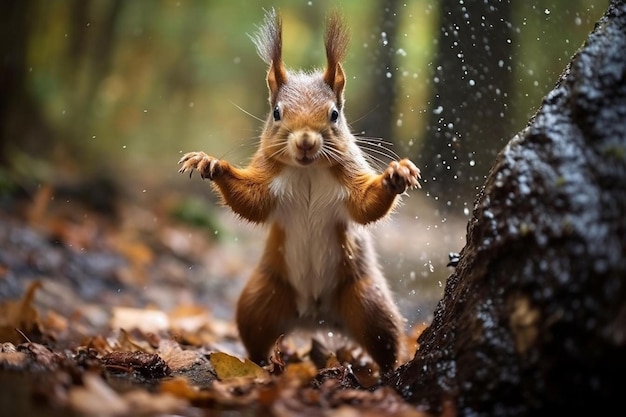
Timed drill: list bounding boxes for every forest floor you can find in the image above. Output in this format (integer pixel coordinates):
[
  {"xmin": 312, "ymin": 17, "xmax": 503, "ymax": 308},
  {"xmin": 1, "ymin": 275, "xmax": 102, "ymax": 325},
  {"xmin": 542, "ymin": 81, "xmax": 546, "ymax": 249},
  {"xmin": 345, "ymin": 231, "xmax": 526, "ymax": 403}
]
[{"xmin": 0, "ymin": 175, "xmax": 464, "ymax": 416}]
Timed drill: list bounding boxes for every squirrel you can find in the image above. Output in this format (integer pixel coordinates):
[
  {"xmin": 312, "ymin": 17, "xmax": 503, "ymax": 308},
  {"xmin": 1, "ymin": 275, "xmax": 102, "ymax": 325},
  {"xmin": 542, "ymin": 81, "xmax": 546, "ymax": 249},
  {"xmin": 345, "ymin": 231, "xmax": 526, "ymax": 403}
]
[{"xmin": 178, "ymin": 9, "xmax": 421, "ymax": 373}]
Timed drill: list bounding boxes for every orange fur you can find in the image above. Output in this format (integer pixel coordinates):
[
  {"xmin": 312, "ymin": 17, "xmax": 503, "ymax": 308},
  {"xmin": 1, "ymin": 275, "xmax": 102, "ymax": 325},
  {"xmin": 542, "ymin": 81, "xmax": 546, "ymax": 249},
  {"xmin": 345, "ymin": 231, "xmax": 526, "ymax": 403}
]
[{"xmin": 178, "ymin": 9, "xmax": 421, "ymax": 373}]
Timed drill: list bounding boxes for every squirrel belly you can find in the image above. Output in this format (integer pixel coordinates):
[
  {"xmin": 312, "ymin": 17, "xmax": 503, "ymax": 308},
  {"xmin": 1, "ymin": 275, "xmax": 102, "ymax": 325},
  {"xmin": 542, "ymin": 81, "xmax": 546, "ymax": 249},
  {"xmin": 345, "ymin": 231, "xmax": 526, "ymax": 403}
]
[{"xmin": 267, "ymin": 166, "xmax": 350, "ymax": 315}]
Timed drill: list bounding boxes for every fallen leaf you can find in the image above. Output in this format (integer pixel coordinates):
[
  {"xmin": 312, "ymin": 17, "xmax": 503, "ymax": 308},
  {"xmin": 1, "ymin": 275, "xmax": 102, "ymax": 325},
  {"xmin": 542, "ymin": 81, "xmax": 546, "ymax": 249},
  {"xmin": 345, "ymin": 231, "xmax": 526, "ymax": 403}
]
[
  {"xmin": 0, "ymin": 351, "xmax": 29, "ymax": 367},
  {"xmin": 168, "ymin": 304, "xmax": 212, "ymax": 333},
  {"xmin": 116, "ymin": 328, "xmax": 155, "ymax": 353},
  {"xmin": 110, "ymin": 306, "xmax": 169, "ymax": 334},
  {"xmin": 0, "ymin": 281, "xmax": 42, "ymax": 344},
  {"xmin": 15, "ymin": 342, "xmax": 62, "ymax": 370},
  {"xmin": 68, "ymin": 372, "xmax": 129, "ymax": 416},
  {"xmin": 209, "ymin": 352, "xmax": 268, "ymax": 380},
  {"xmin": 157, "ymin": 339, "xmax": 202, "ymax": 371},
  {"xmin": 122, "ymin": 388, "xmax": 187, "ymax": 415},
  {"xmin": 282, "ymin": 362, "xmax": 318, "ymax": 387},
  {"xmin": 160, "ymin": 376, "xmax": 216, "ymax": 405}
]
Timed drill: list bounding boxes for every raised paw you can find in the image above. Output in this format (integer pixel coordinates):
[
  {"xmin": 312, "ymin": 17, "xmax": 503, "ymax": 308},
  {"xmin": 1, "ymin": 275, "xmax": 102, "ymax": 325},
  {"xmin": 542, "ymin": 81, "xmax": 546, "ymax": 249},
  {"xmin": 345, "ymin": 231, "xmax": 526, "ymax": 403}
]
[
  {"xmin": 383, "ymin": 158, "xmax": 422, "ymax": 194},
  {"xmin": 178, "ymin": 151, "xmax": 222, "ymax": 180}
]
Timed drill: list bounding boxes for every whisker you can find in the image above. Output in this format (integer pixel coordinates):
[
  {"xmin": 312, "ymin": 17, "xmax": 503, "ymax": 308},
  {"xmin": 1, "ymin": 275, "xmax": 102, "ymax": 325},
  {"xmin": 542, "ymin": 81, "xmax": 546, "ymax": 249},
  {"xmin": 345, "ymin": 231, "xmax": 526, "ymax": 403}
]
[
  {"xmin": 347, "ymin": 104, "xmax": 380, "ymax": 124},
  {"xmin": 359, "ymin": 147, "xmax": 400, "ymax": 162},
  {"xmin": 266, "ymin": 141, "xmax": 289, "ymax": 160},
  {"xmin": 230, "ymin": 100, "xmax": 266, "ymax": 123},
  {"xmin": 321, "ymin": 144, "xmax": 344, "ymax": 166},
  {"xmin": 356, "ymin": 141, "xmax": 400, "ymax": 161},
  {"xmin": 354, "ymin": 135, "xmax": 396, "ymax": 147},
  {"xmin": 362, "ymin": 153, "xmax": 389, "ymax": 171}
]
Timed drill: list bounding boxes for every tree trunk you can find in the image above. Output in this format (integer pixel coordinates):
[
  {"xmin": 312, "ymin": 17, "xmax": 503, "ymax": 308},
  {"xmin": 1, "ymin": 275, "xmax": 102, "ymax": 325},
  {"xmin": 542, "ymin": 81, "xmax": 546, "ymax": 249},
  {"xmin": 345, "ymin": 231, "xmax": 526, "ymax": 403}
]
[
  {"xmin": 386, "ymin": 1, "xmax": 626, "ymax": 415},
  {"xmin": 419, "ymin": 0, "xmax": 514, "ymax": 214},
  {"xmin": 0, "ymin": 1, "xmax": 53, "ymax": 166},
  {"xmin": 354, "ymin": 0, "xmax": 401, "ymax": 144}
]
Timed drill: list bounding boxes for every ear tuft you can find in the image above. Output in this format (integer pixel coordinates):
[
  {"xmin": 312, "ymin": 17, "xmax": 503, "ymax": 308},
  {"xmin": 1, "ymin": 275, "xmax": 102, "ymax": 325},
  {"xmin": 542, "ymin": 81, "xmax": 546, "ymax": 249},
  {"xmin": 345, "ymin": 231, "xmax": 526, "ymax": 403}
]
[
  {"xmin": 250, "ymin": 8, "xmax": 287, "ymax": 103},
  {"xmin": 323, "ymin": 10, "xmax": 350, "ymax": 102}
]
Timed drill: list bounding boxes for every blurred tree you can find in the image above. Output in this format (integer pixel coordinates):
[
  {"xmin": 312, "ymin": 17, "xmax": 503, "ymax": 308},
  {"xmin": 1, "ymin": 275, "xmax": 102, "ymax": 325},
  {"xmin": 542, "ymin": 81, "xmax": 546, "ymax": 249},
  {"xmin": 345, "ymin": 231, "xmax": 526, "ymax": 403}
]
[
  {"xmin": 0, "ymin": 1, "xmax": 52, "ymax": 168},
  {"xmin": 355, "ymin": 0, "xmax": 401, "ymax": 145},
  {"xmin": 419, "ymin": 0, "xmax": 514, "ymax": 214}
]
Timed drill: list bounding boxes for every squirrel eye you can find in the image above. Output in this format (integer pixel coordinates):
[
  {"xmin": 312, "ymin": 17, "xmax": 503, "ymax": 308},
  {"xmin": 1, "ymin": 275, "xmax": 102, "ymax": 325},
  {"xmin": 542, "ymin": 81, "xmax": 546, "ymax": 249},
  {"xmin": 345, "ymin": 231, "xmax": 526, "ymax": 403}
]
[
  {"xmin": 329, "ymin": 108, "xmax": 339, "ymax": 123},
  {"xmin": 273, "ymin": 105, "xmax": 282, "ymax": 122}
]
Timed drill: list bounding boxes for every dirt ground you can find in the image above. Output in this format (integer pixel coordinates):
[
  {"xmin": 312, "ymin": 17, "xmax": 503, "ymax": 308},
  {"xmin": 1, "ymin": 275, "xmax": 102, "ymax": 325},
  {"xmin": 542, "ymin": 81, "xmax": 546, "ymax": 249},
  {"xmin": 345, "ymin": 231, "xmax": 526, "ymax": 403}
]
[{"xmin": 0, "ymin": 179, "xmax": 464, "ymax": 416}]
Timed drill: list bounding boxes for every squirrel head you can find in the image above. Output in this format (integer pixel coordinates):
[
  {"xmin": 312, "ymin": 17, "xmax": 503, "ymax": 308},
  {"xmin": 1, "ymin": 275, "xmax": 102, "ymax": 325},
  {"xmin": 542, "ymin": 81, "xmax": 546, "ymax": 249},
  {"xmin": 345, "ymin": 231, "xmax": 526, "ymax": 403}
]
[{"xmin": 251, "ymin": 9, "xmax": 355, "ymax": 168}]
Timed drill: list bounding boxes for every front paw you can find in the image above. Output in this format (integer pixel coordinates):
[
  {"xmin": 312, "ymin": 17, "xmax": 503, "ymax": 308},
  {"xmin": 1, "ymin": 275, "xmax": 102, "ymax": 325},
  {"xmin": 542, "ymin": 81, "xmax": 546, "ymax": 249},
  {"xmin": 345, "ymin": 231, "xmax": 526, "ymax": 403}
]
[
  {"xmin": 178, "ymin": 151, "xmax": 222, "ymax": 179},
  {"xmin": 383, "ymin": 159, "xmax": 422, "ymax": 194}
]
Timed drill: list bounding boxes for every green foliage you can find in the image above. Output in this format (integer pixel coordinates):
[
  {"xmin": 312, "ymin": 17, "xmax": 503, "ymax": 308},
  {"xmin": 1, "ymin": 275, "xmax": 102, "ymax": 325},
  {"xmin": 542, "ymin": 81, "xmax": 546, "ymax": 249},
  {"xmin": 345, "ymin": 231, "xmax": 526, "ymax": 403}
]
[
  {"xmin": 9, "ymin": 0, "xmax": 609, "ymax": 189},
  {"xmin": 170, "ymin": 196, "xmax": 222, "ymax": 239}
]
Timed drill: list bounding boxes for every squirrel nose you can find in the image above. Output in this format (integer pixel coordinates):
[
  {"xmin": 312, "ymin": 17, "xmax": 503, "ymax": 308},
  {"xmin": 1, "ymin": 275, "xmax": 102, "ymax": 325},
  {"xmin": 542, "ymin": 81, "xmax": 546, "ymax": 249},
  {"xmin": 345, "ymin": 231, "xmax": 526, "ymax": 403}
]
[{"xmin": 296, "ymin": 133, "xmax": 315, "ymax": 151}]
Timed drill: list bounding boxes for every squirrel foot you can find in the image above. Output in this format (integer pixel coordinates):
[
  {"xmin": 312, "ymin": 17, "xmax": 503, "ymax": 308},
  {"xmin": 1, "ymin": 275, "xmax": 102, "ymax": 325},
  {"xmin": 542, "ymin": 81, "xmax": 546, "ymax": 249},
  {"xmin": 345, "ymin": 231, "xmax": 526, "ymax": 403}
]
[
  {"xmin": 383, "ymin": 159, "xmax": 422, "ymax": 194},
  {"xmin": 178, "ymin": 151, "xmax": 222, "ymax": 180}
]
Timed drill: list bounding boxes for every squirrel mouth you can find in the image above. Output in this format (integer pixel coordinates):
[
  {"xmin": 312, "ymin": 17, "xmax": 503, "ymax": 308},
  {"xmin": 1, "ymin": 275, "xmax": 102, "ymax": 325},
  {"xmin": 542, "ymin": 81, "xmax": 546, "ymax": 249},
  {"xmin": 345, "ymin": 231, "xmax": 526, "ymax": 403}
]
[{"xmin": 296, "ymin": 156, "xmax": 315, "ymax": 166}]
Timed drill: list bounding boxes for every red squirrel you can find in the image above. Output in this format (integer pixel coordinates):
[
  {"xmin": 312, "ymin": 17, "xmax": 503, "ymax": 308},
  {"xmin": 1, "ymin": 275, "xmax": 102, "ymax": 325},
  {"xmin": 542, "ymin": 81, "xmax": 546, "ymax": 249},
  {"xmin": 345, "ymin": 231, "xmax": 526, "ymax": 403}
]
[{"xmin": 178, "ymin": 9, "xmax": 421, "ymax": 373}]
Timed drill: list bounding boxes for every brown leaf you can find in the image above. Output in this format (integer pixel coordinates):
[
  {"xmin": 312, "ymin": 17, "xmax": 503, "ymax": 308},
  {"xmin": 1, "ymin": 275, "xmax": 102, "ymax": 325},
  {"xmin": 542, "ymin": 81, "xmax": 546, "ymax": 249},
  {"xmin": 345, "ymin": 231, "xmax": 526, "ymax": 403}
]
[
  {"xmin": 116, "ymin": 328, "xmax": 156, "ymax": 353},
  {"xmin": 18, "ymin": 342, "xmax": 61, "ymax": 368},
  {"xmin": 209, "ymin": 352, "xmax": 268, "ymax": 380},
  {"xmin": 0, "ymin": 343, "xmax": 28, "ymax": 368},
  {"xmin": 0, "ymin": 281, "xmax": 42, "ymax": 344},
  {"xmin": 68, "ymin": 373, "xmax": 129, "ymax": 416},
  {"xmin": 156, "ymin": 339, "xmax": 202, "ymax": 372},
  {"xmin": 282, "ymin": 362, "xmax": 318, "ymax": 387},
  {"xmin": 110, "ymin": 306, "xmax": 169, "ymax": 334},
  {"xmin": 160, "ymin": 376, "xmax": 216, "ymax": 405}
]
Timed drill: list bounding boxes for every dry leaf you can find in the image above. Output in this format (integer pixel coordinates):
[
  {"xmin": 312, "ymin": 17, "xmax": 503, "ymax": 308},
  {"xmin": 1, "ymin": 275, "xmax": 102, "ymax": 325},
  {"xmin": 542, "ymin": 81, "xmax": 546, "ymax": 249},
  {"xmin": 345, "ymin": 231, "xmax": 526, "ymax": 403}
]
[
  {"xmin": 282, "ymin": 362, "xmax": 318, "ymax": 387},
  {"xmin": 160, "ymin": 376, "xmax": 216, "ymax": 404},
  {"xmin": 0, "ymin": 281, "xmax": 42, "ymax": 344},
  {"xmin": 110, "ymin": 306, "xmax": 169, "ymax": 334},
  {"xmin": 157, "ymin": 339, "xmax": 202, "ymax": 371},
  {"xmin": 68, "ymin": 373, "xmax": 129, "ymax": 416},
  {"xmin": 0, "ymin": 343, "xmax": 28, "ymax": 367},
  {"xmin": 168, "ymin": 304, "xmax": 212, "ymax": 333},
  {"xmin": 209, "ymin": 352, "xmax": 268, "ymax": 380},
  {"xmin": 122, "ymin": 388, "xmax": 186, "ymax": 415}
]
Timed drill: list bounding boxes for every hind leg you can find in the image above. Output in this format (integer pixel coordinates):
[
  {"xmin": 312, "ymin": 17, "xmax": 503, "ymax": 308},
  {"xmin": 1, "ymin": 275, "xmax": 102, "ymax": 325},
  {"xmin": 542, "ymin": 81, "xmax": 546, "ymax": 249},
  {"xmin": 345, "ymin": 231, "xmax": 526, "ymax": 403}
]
[
  {"xmin": 236, "ymin": 268, "xmax": 298, "ymax": 365},
  {"xmin": 335, "ymin": 276, "xmax": 404, "ymax": 373}
]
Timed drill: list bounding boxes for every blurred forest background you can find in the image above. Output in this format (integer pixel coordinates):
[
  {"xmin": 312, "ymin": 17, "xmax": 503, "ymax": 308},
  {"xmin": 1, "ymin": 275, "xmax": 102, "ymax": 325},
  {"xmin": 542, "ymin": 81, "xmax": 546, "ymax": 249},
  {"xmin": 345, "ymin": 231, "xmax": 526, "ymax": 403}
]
[{"xmin": 0, "ymin": 0, "xmax": 608, "ymax": 325}]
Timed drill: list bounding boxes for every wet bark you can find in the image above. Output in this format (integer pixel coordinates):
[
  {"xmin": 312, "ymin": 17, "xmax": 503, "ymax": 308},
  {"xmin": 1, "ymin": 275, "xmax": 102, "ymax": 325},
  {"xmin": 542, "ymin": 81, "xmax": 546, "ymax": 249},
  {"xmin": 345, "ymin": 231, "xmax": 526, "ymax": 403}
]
[{"xmin": 386, "ymin": 1, "xmax": 626, "ymax": 415}]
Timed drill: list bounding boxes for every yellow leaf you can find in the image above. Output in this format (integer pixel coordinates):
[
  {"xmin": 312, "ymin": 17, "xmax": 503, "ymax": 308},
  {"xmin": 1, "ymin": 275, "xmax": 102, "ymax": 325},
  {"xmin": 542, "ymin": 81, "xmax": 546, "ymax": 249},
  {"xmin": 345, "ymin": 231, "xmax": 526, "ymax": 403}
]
[{"xmin": 210, "ymin": 352, "xmax": 268, "ymax": 380}]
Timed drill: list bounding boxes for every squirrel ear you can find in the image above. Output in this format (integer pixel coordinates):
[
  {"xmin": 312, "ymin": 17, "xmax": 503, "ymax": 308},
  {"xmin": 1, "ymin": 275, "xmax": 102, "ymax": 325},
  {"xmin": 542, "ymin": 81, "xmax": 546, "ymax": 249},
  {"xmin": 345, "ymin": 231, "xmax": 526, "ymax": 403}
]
[
  {"xmin": 323, "ymin": 11, "xmax": 349, "ymax": 103},
  {"xmin": 267, "ymin": 60, "xmax": 287, "ymax": 102},
  {"xmin": 324, "ymin": 63, "xmax": 346, "ymax": 102}
]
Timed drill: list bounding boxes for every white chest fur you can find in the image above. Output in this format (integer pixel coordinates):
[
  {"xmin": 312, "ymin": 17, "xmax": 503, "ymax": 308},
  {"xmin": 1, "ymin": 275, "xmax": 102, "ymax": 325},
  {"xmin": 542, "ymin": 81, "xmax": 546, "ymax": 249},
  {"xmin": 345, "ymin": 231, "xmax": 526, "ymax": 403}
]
[{"xmin": 269, "ymin": 167, "xmax": 350, "ymax": 315}]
